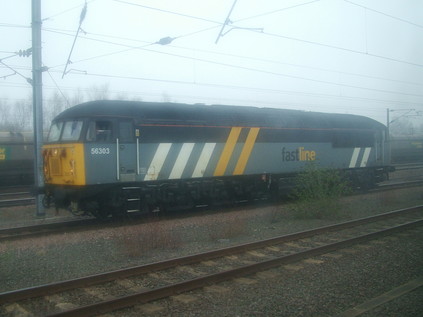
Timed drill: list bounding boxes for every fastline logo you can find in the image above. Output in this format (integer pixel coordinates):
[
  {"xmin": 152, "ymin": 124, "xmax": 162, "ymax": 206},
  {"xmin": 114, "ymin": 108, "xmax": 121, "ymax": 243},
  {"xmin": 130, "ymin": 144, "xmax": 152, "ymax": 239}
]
[{"xmin": 282, "ymin": 147, "xmax": 316, "ymax": 162}]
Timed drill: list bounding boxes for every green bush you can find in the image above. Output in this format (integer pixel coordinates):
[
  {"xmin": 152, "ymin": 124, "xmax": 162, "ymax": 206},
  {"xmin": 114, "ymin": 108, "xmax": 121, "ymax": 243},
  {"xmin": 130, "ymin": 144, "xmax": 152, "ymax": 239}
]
[{"xmin": 290, "ymin": 163, "xmax": 352, "ymax": 219}]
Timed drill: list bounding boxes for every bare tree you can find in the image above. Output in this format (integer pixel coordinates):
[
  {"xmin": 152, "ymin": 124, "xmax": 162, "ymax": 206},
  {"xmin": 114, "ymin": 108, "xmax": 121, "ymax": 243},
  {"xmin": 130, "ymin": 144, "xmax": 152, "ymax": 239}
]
[
  {"xmin": 0, "ymin": 98, "xmax": 32, "ymax": 131},
  {"xmin": 86, "ymin": 83, "xmax": 110, "ymax": 101},
  {"xmin": 69, "ymin": 87, "xmax": 85, "ymax": 106},
  {"xmin": 12, "ymin": 98, "xmax": 32, "ymax": 131},
  {"xmin": 43, "ymin": 91, "xmax": 68, "ymax": 128},
  {"xmin": 390, "ymin": 117, "xmax": 414, "ymax": 136},
  {"xmin": 130, "ymin": 96, "xmax": 143, "ymax": 102},
  {"xmin": 0, "ymin": 99, "xmax": 12, "ymax": 130},
  {"xmin": 161, "ymin": 92, "xmax": 172, "ymax": 102},
  {"xmin": 114, "ymin": 92, "xmax": 130, "ymax": 100}
]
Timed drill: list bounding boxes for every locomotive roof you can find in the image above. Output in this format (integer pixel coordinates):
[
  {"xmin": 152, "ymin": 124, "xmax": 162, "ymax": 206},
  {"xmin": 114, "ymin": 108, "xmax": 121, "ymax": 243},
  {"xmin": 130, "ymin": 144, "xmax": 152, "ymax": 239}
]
[{"xmin": 54, "ymin": 100, "xmax": 385, "ymax": 131}]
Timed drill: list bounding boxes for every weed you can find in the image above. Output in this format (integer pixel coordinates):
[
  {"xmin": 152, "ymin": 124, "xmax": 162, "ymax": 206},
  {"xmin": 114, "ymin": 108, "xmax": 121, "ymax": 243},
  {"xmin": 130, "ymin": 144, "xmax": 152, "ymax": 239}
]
[{"xmin": 290, "ymin": 163, "xmax": 352, "ymax": 219}]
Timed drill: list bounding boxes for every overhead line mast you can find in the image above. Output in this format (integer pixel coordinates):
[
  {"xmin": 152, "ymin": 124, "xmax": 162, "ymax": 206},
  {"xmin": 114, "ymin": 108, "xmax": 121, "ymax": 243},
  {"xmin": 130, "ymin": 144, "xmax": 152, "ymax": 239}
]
[{"xmin": 32, "ymin": 0, "xmax": 45, "ymax": 216}]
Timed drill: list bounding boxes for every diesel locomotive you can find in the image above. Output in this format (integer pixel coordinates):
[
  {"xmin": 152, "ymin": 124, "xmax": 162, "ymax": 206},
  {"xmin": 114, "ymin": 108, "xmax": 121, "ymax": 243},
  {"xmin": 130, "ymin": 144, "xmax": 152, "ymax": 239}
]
[{"xmin": 42, "ymin": 100, "xmax": 391, "ymax": 218}]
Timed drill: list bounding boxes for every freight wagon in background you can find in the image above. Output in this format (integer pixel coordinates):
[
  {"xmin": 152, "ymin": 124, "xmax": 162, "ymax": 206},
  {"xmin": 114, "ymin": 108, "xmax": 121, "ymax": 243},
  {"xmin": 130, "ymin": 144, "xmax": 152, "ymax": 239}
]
[
  {"xmin": 42, "ymin": 100, "xmax": 393, "ymax": 218},
  {"xmin": 0, "ymin": 132, "xmax": 34, "ymax": 186},
  {"xmin": 390, "ymin": 137, "xmax": 423, "ymax": 164}
]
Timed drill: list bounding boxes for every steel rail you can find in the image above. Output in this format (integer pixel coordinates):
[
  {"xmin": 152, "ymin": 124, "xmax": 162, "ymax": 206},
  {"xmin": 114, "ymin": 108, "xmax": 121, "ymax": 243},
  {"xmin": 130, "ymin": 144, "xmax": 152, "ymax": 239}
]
[
  {"xmin": 0, "ymin": 205, "xmax": 421, "ymax": 306},
  {"xmin": 374, "ymin": 179, "xmax": 423, "ymax": 192},
  {"xmin": 0, "ymin": 197, "xmax": 34, "ymax": 208},
  {"xmin": 0, "ymin": 191, "xmax": 31, "ymax": 197},
  {"xmin": 0, "ymin": 218, "xmax": 98, "ymax": 242},
  {"xmin": 0, "ymin": 185, "xmax": 31, "ymax": 193},
  {"xmin": 47, "ymin": 218, "xmax": 423, "ymax": 317}
]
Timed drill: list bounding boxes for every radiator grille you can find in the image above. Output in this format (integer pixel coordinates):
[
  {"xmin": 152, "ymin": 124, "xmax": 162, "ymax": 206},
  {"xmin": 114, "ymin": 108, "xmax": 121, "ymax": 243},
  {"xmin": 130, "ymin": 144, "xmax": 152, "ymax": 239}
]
[{"xmin": 49, "ymin": 158, "xmax": 62, "ymax": 176}]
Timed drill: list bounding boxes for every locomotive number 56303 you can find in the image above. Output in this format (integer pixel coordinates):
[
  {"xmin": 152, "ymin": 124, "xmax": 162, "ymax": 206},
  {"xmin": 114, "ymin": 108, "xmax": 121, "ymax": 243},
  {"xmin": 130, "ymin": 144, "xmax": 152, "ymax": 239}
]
[{"xmin": 91, "ymin": 147, "xmax": 110, "ymax": 155}]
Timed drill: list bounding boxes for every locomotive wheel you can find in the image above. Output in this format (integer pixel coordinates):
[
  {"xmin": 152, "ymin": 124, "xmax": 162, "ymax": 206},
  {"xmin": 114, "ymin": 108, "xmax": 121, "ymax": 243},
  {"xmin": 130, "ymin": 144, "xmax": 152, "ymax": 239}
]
[
  {"xmin": 68, "ymin": 201, "xmax": 86, "ymax": 216},
  {"xmin": 42, "ymin": 195, "xmax": 52, "ymax": 208},
  {"xmin": 94, "ymin": 207, "xmax": 111, "ymax": 219},
  {"xmin": 149, "ymin": 202, "xmax": 166, "ymax": 213},
  {"xmin": 84, "ymin": 200, "xmax": 110, "ymax": 219},
  {"xmin": 92, "ymin": 209, "xmax": 110, "ymax": 219}
]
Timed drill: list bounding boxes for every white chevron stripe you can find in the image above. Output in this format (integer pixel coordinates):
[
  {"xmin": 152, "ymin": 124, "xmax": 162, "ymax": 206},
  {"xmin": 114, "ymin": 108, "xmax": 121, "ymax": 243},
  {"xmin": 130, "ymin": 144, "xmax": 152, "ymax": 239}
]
[
  {"xmin": 169, "ymin": 143, "xmax": 195, "ymax": 179},
  {"xmin": 192, "ymin": 143, "xmax": 216, "ymax": 178},
  {"xmin": 360, "ymin": 147, "xmax": 371, "ymax": 167},
  {"xmin": 144, "ymin": 143, "xmax": 172, "ymax": 181},
  {"xmin": 349, "ymin": 147, "xmax": 361, "ymax": 168}
]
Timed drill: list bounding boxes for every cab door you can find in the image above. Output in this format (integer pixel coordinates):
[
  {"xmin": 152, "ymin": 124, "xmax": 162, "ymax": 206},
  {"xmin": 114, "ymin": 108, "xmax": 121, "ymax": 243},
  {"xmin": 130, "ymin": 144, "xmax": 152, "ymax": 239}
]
[{"xmin": 117, "ymin": 120, "xmax": 137, "ymax": 182}]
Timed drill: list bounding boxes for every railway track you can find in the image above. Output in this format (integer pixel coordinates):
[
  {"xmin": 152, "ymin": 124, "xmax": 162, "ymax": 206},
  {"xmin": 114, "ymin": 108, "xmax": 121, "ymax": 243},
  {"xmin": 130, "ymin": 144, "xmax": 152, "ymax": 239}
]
[
  {"xmin": 393, "ymin": 162, "xmax": 423, "ymax": 170},
  {"xmin": 375, "ymin": 179, "xmax": 423, "ymax": 191},
  {"xmin": 0, "ymin": 218, "xmax": 99, "ymax": 242},
  {"xmin": 0, "ymin": 186, "xmax": 32, "ymax": 208},
  {"xmin": 0, "ymin": 197, "xmax": 34, "ymax": 208},
  {"xmin": 1, "ymin": 205, "xmax": 422, "ymax": 317},
  {"xmin": 0, "ymin": 185, "xmax": 31, "ymax": 193}
]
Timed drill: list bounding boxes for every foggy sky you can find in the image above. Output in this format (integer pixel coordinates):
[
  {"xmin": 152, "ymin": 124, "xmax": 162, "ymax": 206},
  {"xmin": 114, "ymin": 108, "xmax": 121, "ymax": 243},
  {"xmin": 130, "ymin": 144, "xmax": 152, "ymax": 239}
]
[{"xmin": 1, "ymin": 0, "xmax": 423, "ymax": 126}]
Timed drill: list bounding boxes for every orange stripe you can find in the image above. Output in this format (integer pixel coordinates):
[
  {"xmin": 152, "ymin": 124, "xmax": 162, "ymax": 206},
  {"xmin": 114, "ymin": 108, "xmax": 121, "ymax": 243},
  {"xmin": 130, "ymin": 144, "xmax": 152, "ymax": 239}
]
[
  {"xmin": 233, "ymin": 128, "xmax": 260, "ymax": 175},
  {"xmin": 214, "ymin": 127, "xmax": 242, "ymax": 176}
]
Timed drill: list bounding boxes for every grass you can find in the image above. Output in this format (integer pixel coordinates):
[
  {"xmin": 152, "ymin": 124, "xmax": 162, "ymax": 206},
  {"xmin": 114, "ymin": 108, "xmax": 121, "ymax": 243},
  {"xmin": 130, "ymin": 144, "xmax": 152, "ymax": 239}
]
[{"xmin": 289, "ymin": 164, "xmax": 352, "ymax": 219}]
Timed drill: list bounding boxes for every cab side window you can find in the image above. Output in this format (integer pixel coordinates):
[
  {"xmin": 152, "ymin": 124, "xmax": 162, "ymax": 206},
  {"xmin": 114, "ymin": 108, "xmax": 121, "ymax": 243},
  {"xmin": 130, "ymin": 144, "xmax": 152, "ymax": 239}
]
[{"xmin": 86, "ymin": 121, "xmax": 113, "ymax": 142}]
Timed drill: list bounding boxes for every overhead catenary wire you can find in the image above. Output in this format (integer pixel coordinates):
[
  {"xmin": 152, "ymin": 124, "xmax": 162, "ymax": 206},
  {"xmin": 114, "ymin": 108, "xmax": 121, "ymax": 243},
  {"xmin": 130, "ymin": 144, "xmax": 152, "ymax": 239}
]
[
  {"xmin": 259, "ymin": 30, "xmax": 423, "ymax": 69},
  {"xmin": 235, "ymin": 0, "xmax": 321, "ymax": 22},
  {"xmin": 2, "ymin": 68, "xmax": 422, "ymax": 118},
  {"xmin": 44, "ymin": 30, "xmax": 423, "ymax": 99},
  {"xmin": 47, "ymin": 24, "xmax": 423, "ymax": 70},
  {"xmin": 2, "ymin": 0, "xmax": 422, "ymax": 122},
  {"xmin": 0, "ymin": 54, "xmax": 17, "ymax": 62},
  {"xmin": 108, "ymin": 0, "xmax": 423, "ymax": 68},
  {"xmin": 112, "ymin": 0, "xmax": 220, "ymax": 25},
  {"xmin": 1, "ymin": 85, "xmax": 417, "ymax": 121},
  {"xmin": 42, "ymin": 26, "xmax": 423, "ymax": 88},
  {"xmin": 46, "ymin": 69, "xmax": 71, "ymax": 107},
  {"xmin": 112, "ymin": 0, "xmax": 320, "ymax": 26},
  {"xmin": 5, "ymin": 1, "xmax": 422, "ymax": 74},
  {"xmin": 3, "ymin": 32, "xmax": 422, "ymax": 114},
  {"xmin": 343, "ymin": 0, "xmax": 423, "ymax": 30},
  {"xmin": 3, "ymin": 62, "xmax": 423, "ymax": 107},
  {"xmin": 42, "ymin": 0, "xmax": 97, "ymax": 22},
  {"xmin": 42, "ymin": 26, "xmax": 423, "ymax": 94},
  {"xmin": 52, "ymin": 69, "xmax": 423, "ymax": 106},
  {"xmin": 3, "ymin": 58, "xmax": 422, "ymax": 109},
  {"xmin": 0, "ymin": 23, "xmax": 30, "ymax": 29},
  {"xmin": 0, "ymin": 60, "xmax": 32, "ymax": 84}
]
